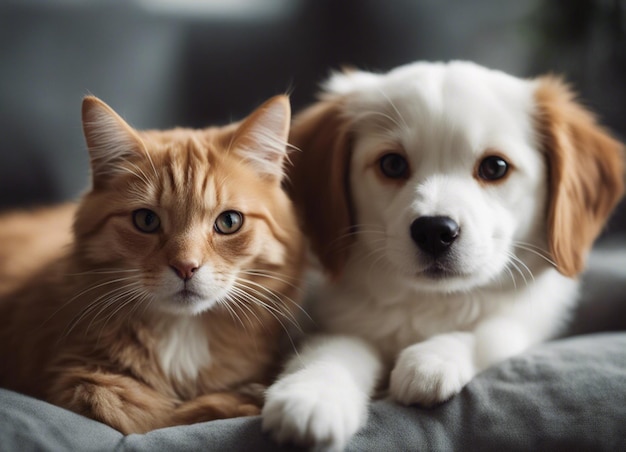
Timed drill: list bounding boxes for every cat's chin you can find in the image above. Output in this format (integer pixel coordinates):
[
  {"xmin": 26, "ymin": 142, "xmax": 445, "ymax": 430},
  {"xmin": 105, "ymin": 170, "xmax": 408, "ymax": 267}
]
[{"xmin": 154, "ymin": 290, "xmax": 218, "ymax": 316}]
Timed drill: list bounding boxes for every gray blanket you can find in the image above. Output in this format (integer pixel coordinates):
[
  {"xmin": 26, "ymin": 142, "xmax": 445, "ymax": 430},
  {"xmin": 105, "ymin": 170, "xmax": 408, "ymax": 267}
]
[{"xmin": 1, "ymin": 245, "xmax": 625, "ymax": 451}]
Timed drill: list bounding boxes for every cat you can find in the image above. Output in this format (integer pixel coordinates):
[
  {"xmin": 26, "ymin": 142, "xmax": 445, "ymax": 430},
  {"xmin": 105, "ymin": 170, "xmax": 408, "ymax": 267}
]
[{"xmin": 0, "ymin": 94, "xmax": 305, "ymax": 434}]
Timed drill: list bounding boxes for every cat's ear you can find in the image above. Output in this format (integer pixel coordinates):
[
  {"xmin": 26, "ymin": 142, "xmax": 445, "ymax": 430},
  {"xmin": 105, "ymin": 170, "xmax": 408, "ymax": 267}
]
[
  {"xmin": 232, "ymin": 95, "xmax": 291, "ymax": 181},
  {"xmin": 82, "ymin": 96, "xmax": 145, "ymax": 187}
]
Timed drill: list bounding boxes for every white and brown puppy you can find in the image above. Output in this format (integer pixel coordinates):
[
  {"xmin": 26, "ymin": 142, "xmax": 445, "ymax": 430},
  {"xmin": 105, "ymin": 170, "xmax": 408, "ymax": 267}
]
[{"xmin": 262, "ymin": 61, "xmax": 625, "ymax": 450}]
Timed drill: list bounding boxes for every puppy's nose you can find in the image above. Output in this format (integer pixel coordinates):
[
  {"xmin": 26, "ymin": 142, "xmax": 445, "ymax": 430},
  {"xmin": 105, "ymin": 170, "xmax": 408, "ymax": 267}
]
[{"xmin": 410, "ymin": 216, "xmax": 460, "ymax": 257}]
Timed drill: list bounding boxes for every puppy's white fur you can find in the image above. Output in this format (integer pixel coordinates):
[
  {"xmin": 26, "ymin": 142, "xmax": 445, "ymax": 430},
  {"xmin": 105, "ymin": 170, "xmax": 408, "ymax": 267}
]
[{"xmin": 262, "ymin": 61, "xmax": 624, "ymax": 451}]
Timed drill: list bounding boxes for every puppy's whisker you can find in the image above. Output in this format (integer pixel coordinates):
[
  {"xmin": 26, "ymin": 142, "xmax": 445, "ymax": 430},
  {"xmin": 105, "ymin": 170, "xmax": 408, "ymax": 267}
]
[
  {"xmin": 504, "ymin": 252, "xmax": 534, "ymax": 287},
  {"xmin": 502, "ymin": 265, "xmax": 517, "ymax": 290},
  {"xmin": 355, "ymin": 244, "xmax": 392, "ymax": 279},
  {"xmin": 332, "ymin": 223, "xmax": 386, "ymax": 235},
  {"xmin": 352, "ymin": 105, "xmax": 407, "ymax": 133},
  {"xmin": 375, "ymin": 87, "xmax": 410, "ymax": 130},
  {"xmin": 511, "ymin": 242, "xmax": 557, "ymax": 268},
  {"xmin": 511, "ymin": 254, "xmax": 535, "ymax": 284},
  {"xmin": 361, "ymin": 244, "xmax": 388, "ymax": 264},
  {"xmin": 332, "ymin": 236, "xmax": 386, "ymax": 263},
  {"xmin": 328, "ymin": 227, "xmax": 386, "ymax": 247},
  {"xmin": 327, "ymin": 226, "xmax": 388, "ymax": 259}
]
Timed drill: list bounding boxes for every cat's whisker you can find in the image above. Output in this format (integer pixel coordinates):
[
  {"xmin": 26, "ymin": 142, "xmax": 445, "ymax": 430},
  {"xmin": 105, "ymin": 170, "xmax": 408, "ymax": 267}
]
[
  {"xmin": 216, "ymin": 296, "xmax": 246, "ymax": 330},
  {"xmin": 230, "ymin": 282, "xmax": 297, "ymax": 332},
  {"xmin": 220, "ymin": 291, "xmax": 257, "ymax": 330},
  {"xmin": 97, "ymin": 288, "xmax": 150, "ymax": 344},
  {"xmin": 64, "ymin": 275, "xmax": 140, "ymax": 306},
  {"xmin": 229, "ymin": 284, "xmax": 300, "ymax": 355},
  {"xmin": 236, "ymin": 292, "xmax": 301, "ymax": 335},
  {"xmin": 94, "ymin": 299, "xmax": 134, "ymax": 344},
  {"xmin": 229, "ymin": 284, "xmax": 282, "ymax": 326},
  {"xmin": 239, "ymin": 269, "xmax": 305, "ymax": 288},
  {"xmin": 43, "ymin": 275, "xmax": 141, "ymax": 328},
  {"xmin": 89, "ymin": 287, "xmax": 149, "ymax": 343},
  {"xmin": 64, "ymin": 268, "xmax": 141, "ymax": 277},
  {"xmin": 124, "ymin": 290, "xmax": 152, "ymax": 326},
  {"xmin": 63, "ymin": 281, "xmax": 142, "ymax": 338},
  {"xmin": 234, "ymin": 278, "xmax": 305, "ymax": 328},
  {"xmin": 138, "ymin": 297, "xmax": 154, "ymax": 319},
  {"xmin": 86, "ymin": 283, "xmax": 143, "ymax": 332},
  {"xmin": 236, "ymin": 274, "xmax": 311, "ymax": 322},
  {"xmin": 218, "ymin": 295, "xmax": 252, "ymax": 333}
]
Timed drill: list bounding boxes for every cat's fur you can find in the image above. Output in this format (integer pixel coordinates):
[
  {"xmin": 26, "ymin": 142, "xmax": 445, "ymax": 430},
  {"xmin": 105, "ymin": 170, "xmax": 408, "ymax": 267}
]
[{"xmin": 0, "ymin": 95, "xmax": 305, "ymax": 433}]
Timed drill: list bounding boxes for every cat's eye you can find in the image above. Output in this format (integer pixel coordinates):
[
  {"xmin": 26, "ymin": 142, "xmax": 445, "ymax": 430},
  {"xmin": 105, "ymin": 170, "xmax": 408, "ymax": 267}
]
[
  {"xmin": 132, "ymin": 209, "xmax": 161, "ymax": 233},
  {"xmin": 478, "ymin": 156, "xmax": 509, "ymax": 181},
  {"xmin": 215, "ymin": 211, "xmax": 243, "ymax": 235},
  {"xmin": 379, "ymin": 153, "xmax": 409, "ymax": 179}
]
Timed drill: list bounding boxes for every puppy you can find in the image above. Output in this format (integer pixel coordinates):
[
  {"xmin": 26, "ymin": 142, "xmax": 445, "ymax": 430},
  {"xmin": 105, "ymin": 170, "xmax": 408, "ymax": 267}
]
[{"xmin": 262, "ymin": 61, "xmax": 625, "ymax": 450}]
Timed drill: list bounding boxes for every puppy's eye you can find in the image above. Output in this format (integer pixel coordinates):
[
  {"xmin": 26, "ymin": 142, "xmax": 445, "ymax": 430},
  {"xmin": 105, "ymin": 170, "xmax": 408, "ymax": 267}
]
[
  {"xmin": 478, "ymin": 156, "xmax": 509, "ymax": 181},
  {"xmin": 215, "ymin": 210, "xmax": 243, "ymax": 234},
  {"xmin": 132, "ymin": 209, "xmax": 161, "ymax": 233},
  {"xmin": 379, "ymin": 153, "xmax": 409, "ymax": 179}
]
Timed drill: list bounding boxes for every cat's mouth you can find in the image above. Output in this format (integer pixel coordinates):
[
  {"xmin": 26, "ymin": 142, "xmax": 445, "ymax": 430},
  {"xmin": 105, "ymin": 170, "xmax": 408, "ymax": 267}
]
[
  {"xmin": 158, "ymin": 288, "xmax": 213, "ymax": 315},
  {"xmin": 176, "ymin": 288, "xmax": 202, "ymax": 301},
  {"xmin": 156, "ymin": 281, "xmax": 227, "ymax": 315}
]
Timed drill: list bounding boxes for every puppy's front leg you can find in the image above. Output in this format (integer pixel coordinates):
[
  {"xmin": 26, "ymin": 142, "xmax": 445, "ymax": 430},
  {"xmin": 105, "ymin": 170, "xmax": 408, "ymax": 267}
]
[
  {"xmin": 389, "ymin": 332, "xmax": 477, "ymax": 407},
  {"xmin": 262, "ymin": 334, "xmax": 382, "ymax": 451},
  {"xmin": 390, "ymin": 321, "xmax": 531, "ymax": 406}
]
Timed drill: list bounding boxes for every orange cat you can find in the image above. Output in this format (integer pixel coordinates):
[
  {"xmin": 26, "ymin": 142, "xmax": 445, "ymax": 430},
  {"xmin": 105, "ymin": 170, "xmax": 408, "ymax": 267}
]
[{"xmin": 0, "ymin": 95, "xmax": 305, "ymax": 433}]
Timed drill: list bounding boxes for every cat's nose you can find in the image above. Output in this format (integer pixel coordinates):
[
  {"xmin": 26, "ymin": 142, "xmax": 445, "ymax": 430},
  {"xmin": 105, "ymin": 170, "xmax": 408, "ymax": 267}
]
[{"xmin": 170, "ymin": 260, "xmax": 200, "ymax": 282}]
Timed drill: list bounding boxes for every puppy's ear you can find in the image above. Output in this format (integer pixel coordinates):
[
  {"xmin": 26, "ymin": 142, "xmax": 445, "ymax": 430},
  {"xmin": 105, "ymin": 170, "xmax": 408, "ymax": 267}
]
[
  {"xmin": 535, "ymin": 77, "xmax": 625, "ymax": 277},
  {"xmin": 287, "ymin": 97, "xmax": 353, "ymax": 278}
]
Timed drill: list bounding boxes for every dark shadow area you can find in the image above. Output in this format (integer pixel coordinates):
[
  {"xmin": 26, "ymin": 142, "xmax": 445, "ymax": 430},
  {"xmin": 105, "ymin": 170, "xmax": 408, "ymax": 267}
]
[{"xmin": 0, "ymin": 0, "xmax": 624, "ymax": 237}]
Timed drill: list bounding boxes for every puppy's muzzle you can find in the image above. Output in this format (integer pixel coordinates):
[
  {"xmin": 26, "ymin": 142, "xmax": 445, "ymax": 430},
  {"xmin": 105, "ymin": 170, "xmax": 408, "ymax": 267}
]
[{"xmin": 410, "ymin": 216, "xmax": 459, "ymax": 257}]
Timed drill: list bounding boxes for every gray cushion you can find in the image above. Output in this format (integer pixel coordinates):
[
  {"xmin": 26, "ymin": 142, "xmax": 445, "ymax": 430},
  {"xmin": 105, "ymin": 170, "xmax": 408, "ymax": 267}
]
[{"xmin": 1, "ymin": 245, "xmax": 625, "ymax": 451}]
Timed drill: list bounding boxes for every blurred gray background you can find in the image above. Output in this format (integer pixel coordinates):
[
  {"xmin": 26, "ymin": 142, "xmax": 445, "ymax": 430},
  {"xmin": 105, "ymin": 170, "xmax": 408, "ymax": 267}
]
[{"xmin": 0, "ymin": 0, "xmax": 624, "ymax": 239}]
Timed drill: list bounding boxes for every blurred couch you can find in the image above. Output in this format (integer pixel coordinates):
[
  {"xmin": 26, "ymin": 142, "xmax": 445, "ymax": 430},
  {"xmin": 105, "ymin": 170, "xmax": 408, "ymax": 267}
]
[{"xmin": 1, "ymin": 0, "xmax": 624, "ymax": 236}]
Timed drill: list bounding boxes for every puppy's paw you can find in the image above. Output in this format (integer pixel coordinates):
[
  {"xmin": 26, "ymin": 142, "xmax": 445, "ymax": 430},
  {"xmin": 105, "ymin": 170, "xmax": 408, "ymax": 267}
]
[
  {"xmin": 389, "ymin": 337, "xmax": 475, "ymax": 406},
  {"xmin": 262, "ymin": 370, "xmax": 367, "ymax": 451}
]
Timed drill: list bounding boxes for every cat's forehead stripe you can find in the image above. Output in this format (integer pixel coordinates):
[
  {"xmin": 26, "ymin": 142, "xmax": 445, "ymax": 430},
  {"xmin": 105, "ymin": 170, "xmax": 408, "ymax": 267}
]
[{"xmin": 156, "ymin": 141, "xmax": 219, "ymax": 215}]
